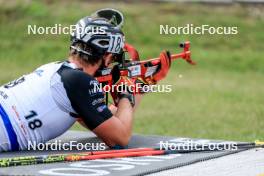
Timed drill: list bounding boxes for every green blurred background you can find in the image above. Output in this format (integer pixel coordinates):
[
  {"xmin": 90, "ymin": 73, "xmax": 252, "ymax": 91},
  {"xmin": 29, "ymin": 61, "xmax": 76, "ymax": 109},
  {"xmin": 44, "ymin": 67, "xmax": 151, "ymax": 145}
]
[{"xmin": 0, "ymin": 0, "xmax": 263, "ymax": 141}]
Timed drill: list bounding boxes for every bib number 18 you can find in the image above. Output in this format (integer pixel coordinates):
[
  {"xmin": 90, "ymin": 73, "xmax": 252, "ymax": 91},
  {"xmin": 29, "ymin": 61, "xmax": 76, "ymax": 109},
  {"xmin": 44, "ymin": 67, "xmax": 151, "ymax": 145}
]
[
  {"xmin": 25, "ymin": 110, "xmax": 42, "ymax": 130},
  {"xmin": 108, "ymin": 35, "xmax": 124, "ymax": 53}
]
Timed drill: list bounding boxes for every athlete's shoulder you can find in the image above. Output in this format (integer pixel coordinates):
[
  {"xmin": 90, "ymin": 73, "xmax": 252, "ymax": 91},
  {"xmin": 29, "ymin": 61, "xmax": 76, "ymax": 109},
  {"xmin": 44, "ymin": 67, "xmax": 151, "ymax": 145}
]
[
  {"xmin": 58, "ymin": 64, "xmax": 95, "ymax": 83},
  {"xmin": 54, "ymin": 62, "xmax": 112, "ymax": 130},
  {"xmin": 38, "ymin": 60, "xmax": 64, "ymax": 68},
  {"xmin": 58, "ymin": 62, "xmax": 99, "ymax": 90},
  {"xmin": 34, "ymin": 60, "xmax": 65, "ymax": 73}
]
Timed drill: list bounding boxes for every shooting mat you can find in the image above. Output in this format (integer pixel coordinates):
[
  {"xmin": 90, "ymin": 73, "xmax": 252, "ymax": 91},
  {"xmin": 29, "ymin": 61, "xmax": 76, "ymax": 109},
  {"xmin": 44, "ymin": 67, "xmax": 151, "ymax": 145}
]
[{"xmin": 0, "ymin": 131, "xmax": 261, "ymax": 176}]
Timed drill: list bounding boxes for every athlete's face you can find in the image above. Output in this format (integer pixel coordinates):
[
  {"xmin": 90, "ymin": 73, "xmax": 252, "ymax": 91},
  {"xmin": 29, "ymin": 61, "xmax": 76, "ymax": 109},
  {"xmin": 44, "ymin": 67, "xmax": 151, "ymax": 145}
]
[
  {"xmin": 102, "ymin": 53, "xmax": 113, "ymax": 68},
  {"xmin": 92, "ymin": 53, "xmax": 113, "ymax": 76}
]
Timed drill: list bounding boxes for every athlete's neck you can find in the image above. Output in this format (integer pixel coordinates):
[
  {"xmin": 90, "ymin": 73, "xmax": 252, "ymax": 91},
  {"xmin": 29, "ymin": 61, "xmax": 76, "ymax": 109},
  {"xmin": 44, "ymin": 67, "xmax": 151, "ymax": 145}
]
[{"xmin": 68, "ymin": 57, "xmax": 100, "ymax": 76}]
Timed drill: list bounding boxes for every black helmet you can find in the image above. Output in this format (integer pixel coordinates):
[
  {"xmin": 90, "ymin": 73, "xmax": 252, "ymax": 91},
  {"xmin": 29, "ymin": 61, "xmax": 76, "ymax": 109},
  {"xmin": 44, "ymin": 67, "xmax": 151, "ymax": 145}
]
[
  {"xmin": 91, "ymin": 8, "xmax": 124, "ymax": 29},
  {"xmin": 70, "ymin": 16, "xmax": 124, "ymax": 61}
]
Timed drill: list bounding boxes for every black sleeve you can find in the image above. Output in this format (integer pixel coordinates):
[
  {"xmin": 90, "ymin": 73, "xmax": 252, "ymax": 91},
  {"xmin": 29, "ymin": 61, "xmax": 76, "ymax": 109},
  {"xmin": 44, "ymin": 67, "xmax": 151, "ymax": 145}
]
[{"xmin": 58, "ymin": 66, "xmax": 113, "ymax": 130}]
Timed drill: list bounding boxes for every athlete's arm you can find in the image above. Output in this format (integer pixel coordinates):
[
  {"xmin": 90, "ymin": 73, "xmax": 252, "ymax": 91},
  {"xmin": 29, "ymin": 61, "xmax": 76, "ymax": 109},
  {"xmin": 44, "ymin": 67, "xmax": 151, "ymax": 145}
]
[
  {"xmin": 93, "ymin": 98, "xmax": 133, "ymax": 147},
  {"xmin": 59, "ymin": 67, "xmax": 135, "ymax": 147},
  {"xmin": 77, "ymin": 104, "xmax": 117, "ymax": 129},
  {"xmin": 76, "ymin": 99, "xmax": 135, "ymax": 146},
  {"xmin": 77, "ymin": 94, "xmax": 142, "ymax": 146},
  {"xmin": 93, "ymin": 93, "xmax": 143, "ymax": 147},
  {"xmin": 108, "ymin": 104, "xmax": 118, "ymax": 115}
]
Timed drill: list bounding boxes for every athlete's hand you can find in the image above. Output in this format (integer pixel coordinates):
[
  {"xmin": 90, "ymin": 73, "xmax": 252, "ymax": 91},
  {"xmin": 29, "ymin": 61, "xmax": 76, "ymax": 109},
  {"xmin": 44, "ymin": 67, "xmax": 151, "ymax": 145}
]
[
  {"xmin": 111, "ymin": 75, "xmax": 135, "ymax": 106},
  {"xmin": 144, "ymin": 51, "xmax": 171, "ymax": 85}
]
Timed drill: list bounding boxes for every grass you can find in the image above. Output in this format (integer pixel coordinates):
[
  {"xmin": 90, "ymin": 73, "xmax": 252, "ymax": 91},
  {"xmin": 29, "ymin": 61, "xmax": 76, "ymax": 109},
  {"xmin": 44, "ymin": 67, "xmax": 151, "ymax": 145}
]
[{"xmin": 0, "ymin": 1, "xmax": 263, "ymax": 141}]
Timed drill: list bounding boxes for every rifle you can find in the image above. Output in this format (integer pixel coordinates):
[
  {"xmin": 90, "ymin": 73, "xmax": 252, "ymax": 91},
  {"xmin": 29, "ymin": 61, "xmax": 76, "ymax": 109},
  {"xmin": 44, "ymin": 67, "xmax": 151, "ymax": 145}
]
[{"xmin": 95, "ymin": 41, "xmax": 195, "ymax": 104}]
